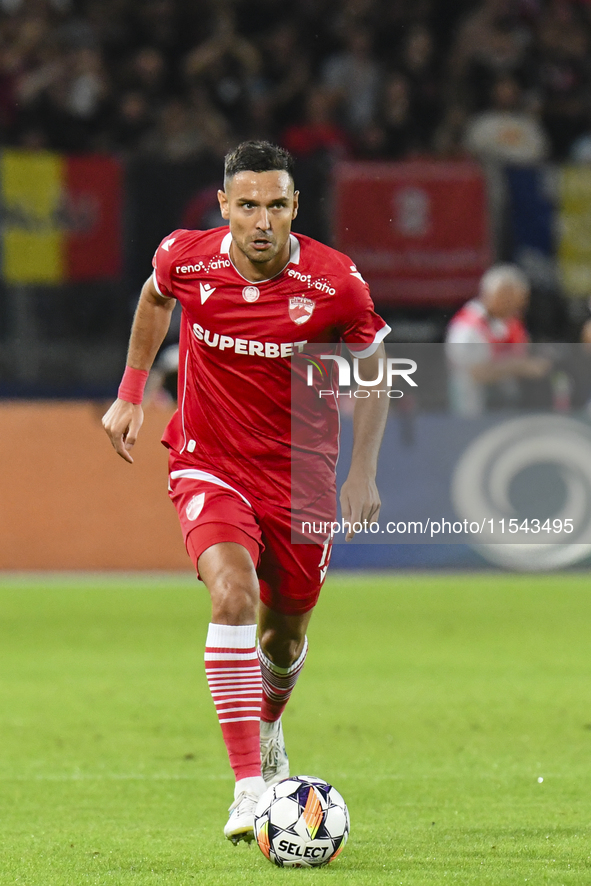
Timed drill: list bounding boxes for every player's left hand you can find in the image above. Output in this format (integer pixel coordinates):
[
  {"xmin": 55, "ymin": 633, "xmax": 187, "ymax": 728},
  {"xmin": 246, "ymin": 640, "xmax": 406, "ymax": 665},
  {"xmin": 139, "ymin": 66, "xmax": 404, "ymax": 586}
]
[{"xmin": 339, "ymin": 471, "xmax": 381, "ymax": 541}]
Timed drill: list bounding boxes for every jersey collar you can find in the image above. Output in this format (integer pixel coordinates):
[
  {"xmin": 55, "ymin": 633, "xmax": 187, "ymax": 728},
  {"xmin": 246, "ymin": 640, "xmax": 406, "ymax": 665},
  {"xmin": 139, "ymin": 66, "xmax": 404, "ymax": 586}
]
[{"xmin": 219, "ymin": 231, "xmax": 301, "ymax": 280}]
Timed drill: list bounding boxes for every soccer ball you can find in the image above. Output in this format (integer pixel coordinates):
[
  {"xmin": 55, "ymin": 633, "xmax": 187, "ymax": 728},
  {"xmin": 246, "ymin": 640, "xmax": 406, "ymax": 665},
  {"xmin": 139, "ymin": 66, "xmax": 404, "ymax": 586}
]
[{"xmin": 254, "ymin": 775, "xmax": 349, "ymax": 868}]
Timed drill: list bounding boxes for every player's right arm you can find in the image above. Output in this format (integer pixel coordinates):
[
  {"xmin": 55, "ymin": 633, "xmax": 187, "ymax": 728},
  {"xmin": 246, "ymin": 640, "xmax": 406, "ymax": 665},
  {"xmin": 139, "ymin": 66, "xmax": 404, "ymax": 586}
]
[{"xmin": 102, "ymin": 274, "xmax": 176, "ymax": 463}]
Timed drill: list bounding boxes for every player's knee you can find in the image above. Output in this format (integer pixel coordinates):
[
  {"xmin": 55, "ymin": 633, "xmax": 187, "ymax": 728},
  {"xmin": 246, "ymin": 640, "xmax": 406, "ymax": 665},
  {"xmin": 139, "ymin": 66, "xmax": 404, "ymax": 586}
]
[
  {"xmin": 209, "ymin": 567, "xmax": 259, "ymax": 624},
  {"xmin": 259, "ymin": 628, "xmax": 303, "ymax": 668}
]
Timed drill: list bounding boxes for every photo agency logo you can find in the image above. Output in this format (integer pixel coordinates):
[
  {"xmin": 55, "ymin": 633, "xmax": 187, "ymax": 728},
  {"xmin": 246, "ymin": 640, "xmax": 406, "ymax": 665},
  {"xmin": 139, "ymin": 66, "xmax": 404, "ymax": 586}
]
[
  {"xmin": 451, "ymin": 413, "xmax": 591, "ymax": 569},
  {"xmin": 304, "ymin": 353, "xmax": 418, "ymax": 399}
]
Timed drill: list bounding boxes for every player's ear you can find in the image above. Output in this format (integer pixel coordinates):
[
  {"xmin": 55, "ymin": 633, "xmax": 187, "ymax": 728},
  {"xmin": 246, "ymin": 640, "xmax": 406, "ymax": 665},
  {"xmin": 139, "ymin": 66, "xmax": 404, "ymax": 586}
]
[
  {"xmin": 292, "ymin": 190, "xmax": 299, "ymax": 220},
  {"xmin": 218, "ymin": 189, "xmax": 230, "ymax": 220}
]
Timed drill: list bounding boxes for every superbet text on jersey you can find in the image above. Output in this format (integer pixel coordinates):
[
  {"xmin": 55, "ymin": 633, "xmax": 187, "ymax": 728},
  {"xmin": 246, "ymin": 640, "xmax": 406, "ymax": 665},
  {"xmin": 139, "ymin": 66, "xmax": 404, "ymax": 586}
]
[{"xmin": 152, "ymin": 226, "xmax": 389, "ymax": 507}]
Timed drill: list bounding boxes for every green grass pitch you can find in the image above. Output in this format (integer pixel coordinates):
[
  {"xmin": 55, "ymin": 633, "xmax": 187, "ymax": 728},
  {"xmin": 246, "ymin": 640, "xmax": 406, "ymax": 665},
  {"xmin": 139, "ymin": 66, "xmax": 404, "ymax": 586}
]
[{"xmin": 1, "ymin": 571, "xmax": 590, "ymax": 885}]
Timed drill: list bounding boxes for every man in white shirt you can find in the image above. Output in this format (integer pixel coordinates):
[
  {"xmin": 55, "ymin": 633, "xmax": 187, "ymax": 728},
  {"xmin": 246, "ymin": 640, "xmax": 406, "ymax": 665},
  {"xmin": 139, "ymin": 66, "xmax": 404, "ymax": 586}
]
[
  {"xmin": 464, "ymin": 77, "xmax": 549, "ymax": 166},
  {"xmin": 446, "ymin": 264, "xmax": 550, "ymax": 415}
]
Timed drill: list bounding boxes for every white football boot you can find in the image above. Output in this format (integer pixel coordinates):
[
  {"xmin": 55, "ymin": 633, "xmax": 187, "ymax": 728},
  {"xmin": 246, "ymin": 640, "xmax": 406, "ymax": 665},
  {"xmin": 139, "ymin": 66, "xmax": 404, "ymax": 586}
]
[
  {"xmin": 260, "ymin": 718, "xmax": 290, "ymax": 787},
  {"xmin": 224, "ymin": 776, "xmax": 266, "ymax": 844}
]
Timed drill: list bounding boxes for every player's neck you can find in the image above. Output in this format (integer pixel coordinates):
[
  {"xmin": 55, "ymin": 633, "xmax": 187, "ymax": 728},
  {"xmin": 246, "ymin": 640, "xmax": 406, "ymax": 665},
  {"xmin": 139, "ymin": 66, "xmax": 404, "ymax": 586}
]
[{"xmin": 229, "ymin": 241, "xmax": 291, "ymax": 283}]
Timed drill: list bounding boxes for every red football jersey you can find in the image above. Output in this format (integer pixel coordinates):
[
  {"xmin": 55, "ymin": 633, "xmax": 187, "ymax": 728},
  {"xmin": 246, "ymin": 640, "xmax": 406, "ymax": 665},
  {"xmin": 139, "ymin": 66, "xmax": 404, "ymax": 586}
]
[{"xmin": 152, "ymin": 226, "xmax": 389, "ymax": 505}]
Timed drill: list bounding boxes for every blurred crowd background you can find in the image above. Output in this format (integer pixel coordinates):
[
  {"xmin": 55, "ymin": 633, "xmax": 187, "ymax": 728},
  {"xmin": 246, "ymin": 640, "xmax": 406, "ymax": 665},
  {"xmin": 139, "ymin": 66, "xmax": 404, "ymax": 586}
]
[
  {"xmin": 4, "ymin": 0, "xmax": 590, "ymax": 164},
  {"xmin": 2, "ymin": 0, "xmax": 591, "ymax": 397}
]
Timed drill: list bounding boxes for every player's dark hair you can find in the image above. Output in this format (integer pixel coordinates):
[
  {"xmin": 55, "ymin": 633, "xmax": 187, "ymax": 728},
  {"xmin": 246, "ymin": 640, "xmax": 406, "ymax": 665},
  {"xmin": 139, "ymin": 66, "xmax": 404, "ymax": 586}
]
[{"xmin": 224, "ymin": 141, "xmax": 295, "ymax": 185}]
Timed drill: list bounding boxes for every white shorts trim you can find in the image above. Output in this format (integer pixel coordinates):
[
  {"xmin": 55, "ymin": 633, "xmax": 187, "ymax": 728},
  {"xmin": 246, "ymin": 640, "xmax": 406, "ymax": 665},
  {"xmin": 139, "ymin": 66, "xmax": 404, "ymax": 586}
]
[{"xmin": 170, "ymin": 468, "xmax": 252, "ymax": 508}]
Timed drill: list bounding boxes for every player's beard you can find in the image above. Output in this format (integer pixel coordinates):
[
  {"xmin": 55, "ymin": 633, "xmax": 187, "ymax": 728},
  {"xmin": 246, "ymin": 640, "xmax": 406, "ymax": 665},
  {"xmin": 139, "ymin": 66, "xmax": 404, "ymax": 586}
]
[{"xmin": 242, "ymin": 237, "xmax": 281, "ymax": 265}]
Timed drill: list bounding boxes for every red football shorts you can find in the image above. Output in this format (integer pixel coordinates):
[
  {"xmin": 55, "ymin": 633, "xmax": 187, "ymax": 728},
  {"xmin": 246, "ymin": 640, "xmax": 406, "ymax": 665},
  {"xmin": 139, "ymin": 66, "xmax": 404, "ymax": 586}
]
[{"xmin": 168, "ymin": 462, "xmax": 333, "ymax": 616}]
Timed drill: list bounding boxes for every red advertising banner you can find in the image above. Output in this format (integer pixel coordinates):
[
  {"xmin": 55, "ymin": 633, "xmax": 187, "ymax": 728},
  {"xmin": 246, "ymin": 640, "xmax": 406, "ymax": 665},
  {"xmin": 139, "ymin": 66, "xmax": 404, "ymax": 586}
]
[{"xmin": 333, "ymin": 160, "xmax": 491, "ymax": 306}]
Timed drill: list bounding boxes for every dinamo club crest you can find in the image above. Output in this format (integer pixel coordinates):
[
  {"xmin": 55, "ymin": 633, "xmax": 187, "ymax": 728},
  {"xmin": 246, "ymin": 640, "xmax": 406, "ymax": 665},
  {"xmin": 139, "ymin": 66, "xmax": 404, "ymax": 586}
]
[{"xmin": 289, "ymin": 296, "xmax": 315, "ymax": 325}]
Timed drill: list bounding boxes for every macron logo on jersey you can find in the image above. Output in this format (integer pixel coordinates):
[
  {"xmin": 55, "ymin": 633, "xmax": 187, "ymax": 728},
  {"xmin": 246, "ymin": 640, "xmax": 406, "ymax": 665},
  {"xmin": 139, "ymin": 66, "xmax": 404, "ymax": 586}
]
[
  {"xmin": 200, "ymin": 282, "xmax": 216, "ymax": 304},
  {"xmin": 350, "ymin": 265, "xmax": 366, "ymax": 283},
  {"xmin": 161, "ymin": 237, "xmax": 176, "ymax": 252}
]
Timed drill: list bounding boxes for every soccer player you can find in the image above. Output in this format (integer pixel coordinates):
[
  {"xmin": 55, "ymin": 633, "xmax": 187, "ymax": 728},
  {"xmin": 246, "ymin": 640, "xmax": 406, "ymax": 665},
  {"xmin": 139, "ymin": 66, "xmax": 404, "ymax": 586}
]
[{"xmin": 102, "ymin": 141, "xmax": 390, "ymax": 843}]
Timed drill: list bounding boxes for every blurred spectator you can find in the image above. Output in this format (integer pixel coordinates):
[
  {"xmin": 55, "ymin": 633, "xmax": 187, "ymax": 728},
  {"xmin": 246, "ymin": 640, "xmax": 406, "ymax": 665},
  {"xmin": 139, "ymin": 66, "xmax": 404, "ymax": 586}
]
[
  {"xmin": 186, "ymin": 83, "xmax": 231, "ymax": 158},
  {"xmin": 129, "ymin": 0, "xmax": 181, "ymax": 56},
  {"xmin": 434, "ymin": 103, "xmax": 469, "ymax": 157},
  {"xmin": 446, "ymin": 264, "xmax": 550, "ymax": 416},
  {"xmin": 20, "ymin": 46, "xmax": 110, "ymax": 151},
  {"xmin": 321, "ymin": 26, "xmax": 380, "ymax": 132},
  {"xmin": 570, "ymin": 112, "xmax": 591, "ymax": 163},
  {"xmin": 82, "ymin": 0, "xmax": 130, "ymax": 59},
  {"xmin": 109, "ymin": 90, "xmax": 153, "ymax": 153},
  {"xmin": 461, "ymin": 15, "xmax": 533, "ymax": 112},
  {"xmin": 536, "ymin": 9, "xmax": 591, "ymax": 159},
  {"xmin": 122, "ymin": 47, "xmax": 170, "ymax": 111},
  {"xmin": 67, "ymin": 47, "xmax": 109, "ymax": 121},
  {"xmin": 356, "ymin": 72, "xmax": 420, "ymax": 159},
  {"xmin": 373, "ymin": 0, "xmax": 432, "ymax": 61},
  {"xmin": 378, "ymin": 73, "xmax": 421, "ymax": 159},
  {"xmin": 450, "ymin": 0, "xmax": 532, "ymax": 91},
  {"xmin": 0, "ymin": 48, "xmax": 17, "ymax": 133},
  {"xmin": 464, "ymin": 75, "xmax": 548, "ymax": 165},
  {"xmin": 253, "ymin": 22, "xmax": 311, "ymax": 137},
  {"xmin": 281, "ymin": 86, "xmax": 349, "ymax": 159},
  {"xmin": 182, "ymin": 183, "xmax": 227, "ymax": 231},
  {"xmin": 184, "ymin": 4, "xmax": 260, "ymax": 137},
  {"xmin": 399, "ymin": 24, "xmax": 442, "ymax": 150},
  {"xmin": 145, "ymin": 342, "xmax": 179, "ymax": 407},
  {"xmin": 140, "ymin": 97, "xmax": 208, "ymax": 162}
]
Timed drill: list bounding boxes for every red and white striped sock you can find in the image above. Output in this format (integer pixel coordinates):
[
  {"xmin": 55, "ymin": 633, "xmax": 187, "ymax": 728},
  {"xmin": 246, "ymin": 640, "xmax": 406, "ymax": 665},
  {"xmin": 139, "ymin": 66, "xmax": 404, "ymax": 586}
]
[
  {"xmin": 204, "ymin": 623, "xmax": 262, "ymax": 782},
  {"xmin": 258, "ymin": 637, "xmax": 309, "ymax": 723}
]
